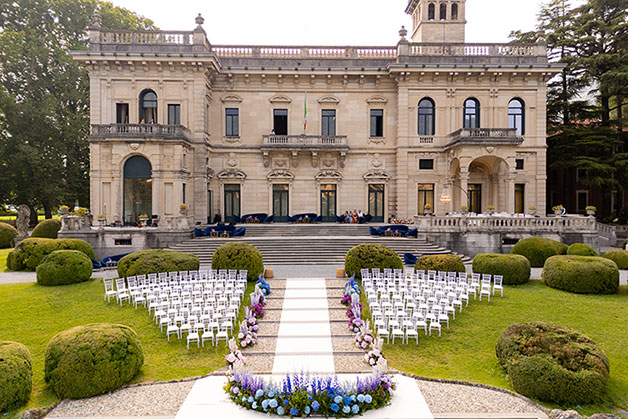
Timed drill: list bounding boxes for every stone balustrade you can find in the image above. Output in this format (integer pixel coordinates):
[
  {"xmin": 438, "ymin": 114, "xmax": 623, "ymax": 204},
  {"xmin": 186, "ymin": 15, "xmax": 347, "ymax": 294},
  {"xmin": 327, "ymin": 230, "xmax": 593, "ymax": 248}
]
[
  {"xmin": 99, "ymin": 30, "xmax": 195, "ymax": 45},
  {"xmin": 408, "ymin": 43, "xmax": 543, "ymax": 57},
  {"xmin": 414, "ymin": 215, "xmax": 599, "ymax": 233},
  {"xmin": 447, "ymin": 128, "xmax": 523, "ymax": 146},
  {"xmin": 212, "ymin": 45, "xmax": 398, "ymax": 59},
  {"xmin": 262, "ymin": 135, "xmax": 348, "ymax": 149},
  {"xmin": 90, "ymin": 124, "xmax": 192, "ymax": 142}
]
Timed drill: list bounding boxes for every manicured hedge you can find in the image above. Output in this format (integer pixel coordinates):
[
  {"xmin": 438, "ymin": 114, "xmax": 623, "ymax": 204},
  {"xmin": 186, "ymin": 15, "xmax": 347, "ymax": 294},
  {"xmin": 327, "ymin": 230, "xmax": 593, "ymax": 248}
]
[
  {"xmin": 415, "ymin": 254, "xmax": 465, "ymax": 273},
  {"xmin": 7, "ymin": 238, "xmax": 95, "ymax": 271},
  {"xmin": 345, "ymin": 244, "xmax": 403, "ymax": 279},
  {"xmin": 36, "ymin": 250, "xmax": 93, "ymax": 286},
  {"xmin": 472, "ymin": 254, "xmax": 530, "ymax": 285},
  {"xmin": 0, "ymin": 222, "xmax": 18, "ymax": 249},
  {"xmin": 510, "ymin": 237, "xmax": 567, "ymax": 267},
  {"xmin": 567, "ymin": 243, "xmax": 597, "ymax": 256},
  {"xmin": 0, "ymin": 341, "xmax": 32, "ymax": 413},
  {"xmin": 542, "ymin": 255, "xmax": 619, "ymax": 294},
  {"xmin": 44, "ymin": 323, "xmax": 144, "ymax": 399},
  {"xmin": 601, "ymin": 249, "xmax": 628, "ymax": 270},
  {"xmin": 118, "ymin": 249, "xmax": 199, "ymax": 278},
  {"xmin": 30, "ymin": 219, "xmax": 62, "ymax": 239},
  {"xmin": 211, "ymin": 243, "xmax": 263, "ymax": 282},
  {"xmin": 496, "ymin": 322, "xmax": 609, "ymax": 405}
]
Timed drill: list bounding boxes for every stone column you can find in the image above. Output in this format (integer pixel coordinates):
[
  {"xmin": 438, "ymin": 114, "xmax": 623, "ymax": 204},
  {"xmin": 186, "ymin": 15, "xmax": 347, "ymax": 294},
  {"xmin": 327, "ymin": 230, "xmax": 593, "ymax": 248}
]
[
  {"xmin": 506, "ymin": 172, "xmax": 516, "ymax": 214},
  {"xmin": 459, "ymin": 170, "xmax": 469, "ymax": 210}
]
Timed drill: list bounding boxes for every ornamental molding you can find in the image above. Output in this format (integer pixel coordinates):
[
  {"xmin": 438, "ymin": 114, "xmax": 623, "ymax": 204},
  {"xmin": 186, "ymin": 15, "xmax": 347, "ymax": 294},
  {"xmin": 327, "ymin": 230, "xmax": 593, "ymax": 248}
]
[
  {"xmin": 267, "ymin": 169, "xmax": 295, "ymax": 181},
  {"xmin": 366, "ymin": 95, "xmax": 388, "ymax": 104},
  {"xmin": 217, "ymin": 169, "xmax": 247, "ymax": 180},
  {"xmin": 368, "ymin": 137, "xmax": 386, "ymax": 145},
  {"xmin": 221, "ymin": 95, "xmax": 242, "ymax": 104},
  {"xmin": 269, "ymin": 95, "xmax": 292, "ymax": 104},
  {"xmin": 363, "ymin": 170, "xmax": 390, "ymax": 181},
  {"xmin": 315, "ymin": 169, "xmax": 343, "ymax": 181},
  {"xmin": 207, "ymin": 168, "xmax": 215, "ymax": 179},
  {"xmin": 318, "ymin": 95, "xmax": 340, "ymax": 104}
]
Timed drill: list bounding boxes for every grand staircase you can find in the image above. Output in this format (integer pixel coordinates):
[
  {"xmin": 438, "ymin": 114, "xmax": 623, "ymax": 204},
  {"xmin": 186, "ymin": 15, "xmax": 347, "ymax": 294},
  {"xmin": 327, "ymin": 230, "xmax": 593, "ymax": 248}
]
[{"xmin": 169, "ymin": 224, "xmax": 470, "ymax": 265}]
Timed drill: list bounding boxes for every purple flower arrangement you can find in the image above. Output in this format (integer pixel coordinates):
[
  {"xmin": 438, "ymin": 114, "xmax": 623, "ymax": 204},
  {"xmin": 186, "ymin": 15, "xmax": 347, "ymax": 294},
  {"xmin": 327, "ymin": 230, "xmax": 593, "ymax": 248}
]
[
  {"xmin": 355, "ymin": 319, "xmax": 375, "ymax": 350},
  {"xmin": 249, "ymin": 291, "xmax": 266, "ymax": 319},
  {"xmin": 237, "ymin": 308, "xmax": 258, "ymax": 347},
  {"xmin": 225, "ymin": 370, "xmax": 395, "ymax": 417},
  {"xmin": 340, "ymin": 276, "xmax": 360, "ymax": 306}
]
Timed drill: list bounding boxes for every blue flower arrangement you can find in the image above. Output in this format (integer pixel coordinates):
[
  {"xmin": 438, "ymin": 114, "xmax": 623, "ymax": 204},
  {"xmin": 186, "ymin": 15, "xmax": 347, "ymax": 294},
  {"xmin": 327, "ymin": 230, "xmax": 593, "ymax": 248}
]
[
  {"xmin": 225, "ymin": 370, "xmax": 395, "ymax": 417},
  {"xmin": 257, "ymin": 275, "xmax": 271, "ymax": 296}
]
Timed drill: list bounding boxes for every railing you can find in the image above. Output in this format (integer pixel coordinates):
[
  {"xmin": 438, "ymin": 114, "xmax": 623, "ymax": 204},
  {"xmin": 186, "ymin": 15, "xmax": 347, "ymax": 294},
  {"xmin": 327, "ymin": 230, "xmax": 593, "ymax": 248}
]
[
  {"xmin": 262, "ymin": 134, "xmax": 348, "ymax": 147},
  {"xmin": 408, "ymin": 43, "xmax": 541, "ymax": 57},
  {"xmin": 415, "ymin": 215, "xmax": 599, "ymax": 233},
  {"xmin": 99, "ymin": 30, "xmax": 195, "ymax": 45},
  {"xmin": 447, "ymin": 128, "xmax": 523, "ymax": 145},
  {"xmin": 91, "ymin": 124, "xmax": 192, "ymax": 140},
  {"xmin": 212, "ymin": 45, "xmax": 398, "ymax": 59}
]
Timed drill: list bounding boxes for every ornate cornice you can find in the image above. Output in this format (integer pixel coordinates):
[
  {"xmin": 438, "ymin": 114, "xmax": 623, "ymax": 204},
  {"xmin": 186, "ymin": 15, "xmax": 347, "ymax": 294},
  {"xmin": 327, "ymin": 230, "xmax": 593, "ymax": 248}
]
[
  {"xmin": 267, "ymin": 169, "xmax": 295, "ymax": 181},
  {"xmin": 315, "ymin": 169, "xmax": 343, "ymax": 180},
  {"xmin": 363, "ymin": 169, "xmax": 390, "ymax": 181},
  {"xmin": 217, "ymin": 169, "xmax": 247, "ymax": 179}
]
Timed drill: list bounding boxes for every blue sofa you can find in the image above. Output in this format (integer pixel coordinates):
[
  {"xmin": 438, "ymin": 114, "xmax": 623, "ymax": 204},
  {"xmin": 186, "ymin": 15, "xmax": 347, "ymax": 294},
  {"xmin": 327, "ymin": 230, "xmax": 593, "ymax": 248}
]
[
  {"xmin": 370, "ymin": 225, "xmax": 418, "ymax": 238},
  {"xmin": 404, "ymin": 251, "xmax": 454, "ymax": 265},
  {"xmin": 100, "ymin": 253, "xmax": 129, "ymax": 267},
  {"xmin": 194, "ymin": 225, "xmax": 246, "ymax": 237},
  {"xmin": 240, "ymin": 213, "xmax": 268, "ymax": 223},
  {"xmin": 287, "ymin": 213, "xmax": 322, "ymax": 223}
]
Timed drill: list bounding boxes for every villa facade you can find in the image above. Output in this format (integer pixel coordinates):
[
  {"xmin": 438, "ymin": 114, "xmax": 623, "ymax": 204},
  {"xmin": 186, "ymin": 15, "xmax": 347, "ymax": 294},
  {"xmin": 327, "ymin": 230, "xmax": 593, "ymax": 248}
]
[{"xmin": 72, "ymin": 0, "xmax": 562, "ymax": 225}]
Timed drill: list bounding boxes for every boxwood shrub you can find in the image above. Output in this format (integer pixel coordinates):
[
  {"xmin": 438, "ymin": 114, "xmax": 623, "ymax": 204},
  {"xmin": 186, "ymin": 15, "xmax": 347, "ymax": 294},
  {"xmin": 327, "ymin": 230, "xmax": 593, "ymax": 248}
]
[
  {"xmin": 36, "ymin": 250, "xmax": 93, "ymax": 286},
  {"xmin": 566, "ymin": 243, "xmax": 597, "ymax": 256},
  {"xmin": 7, "ymin": 238, "xmax": 95, "ymax": 271},
  {"xmin": 44, "ymin": 323, "xmax": 144, "ymax": 399},
  {"xmin": 496, "ymin": 322, "xmax": 609, "ymax": 405},
  {"xmin": 510, "ymin": 237, "xmax": 567, "ymax": 267},
  {"xmin": 601, "ymin": 249, "xmax": 628, "ymax": 270},
  {"xmin": 118, "ymin": 249, "xmax": 200, "ymax": 278},
  {"xmin": 472, "ymin": 254, "xmax": 530, "ymax": 285},
  {"xmin": 415, "ymin": 254, "xmax": 465, "ymax": 273},
  {"xmin": 211, "ymin": 242, "xmax": 263, "ymax": 282},
  {"xmin": 30, "ymin": 219, "xmax": 62, "ymax": 239},
  {"xmin": 345, "ymin": 244, "xmax": 403, "ymax": 279},
  {"xmin": 0, "ymin": 222, "xmax": 18, "ymax": 249},
  {"xmin": 542, "ymin": 255, "xmax": 619, "ymax": 294},
  {"xmin": 0, "ymin": 341, "xmax": 32, "ymax": 413}
]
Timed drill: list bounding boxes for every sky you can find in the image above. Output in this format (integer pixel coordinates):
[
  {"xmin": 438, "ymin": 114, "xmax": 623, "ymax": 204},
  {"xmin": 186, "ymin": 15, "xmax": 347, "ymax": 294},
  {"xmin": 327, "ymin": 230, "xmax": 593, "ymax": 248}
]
[{"xmin": 106, "ymin": 0, "xmax": 576, "ymax": 46}]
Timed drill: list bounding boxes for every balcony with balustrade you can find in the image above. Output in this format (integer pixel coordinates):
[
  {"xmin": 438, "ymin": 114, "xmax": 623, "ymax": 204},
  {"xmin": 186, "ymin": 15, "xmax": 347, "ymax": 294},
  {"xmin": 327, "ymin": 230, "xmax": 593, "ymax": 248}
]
[
  {"xmin": 446, "ymin": 128, "xmax": 523, "ymax": 148},
  {"xmin": 90, "ymin": 124, "xmax": 192, "ymax": 144},
  {"xmin": 261, "ymin": 134, "xmax": 349, "ymax": 151}
]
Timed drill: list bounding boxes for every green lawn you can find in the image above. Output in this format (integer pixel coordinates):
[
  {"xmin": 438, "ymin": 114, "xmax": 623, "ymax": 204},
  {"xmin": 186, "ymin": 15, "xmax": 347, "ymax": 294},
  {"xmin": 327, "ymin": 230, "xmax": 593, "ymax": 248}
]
[
  {"xmin": 375, "ymin": 281, "xmax": 628, "ymax": 416},
  {"xmin": 0, "ymin": 248, "xmax": 11, "ymax": 272},
  {"xmin": 0, "ymin": 279, "xmax": 254, "ymax": 417}
]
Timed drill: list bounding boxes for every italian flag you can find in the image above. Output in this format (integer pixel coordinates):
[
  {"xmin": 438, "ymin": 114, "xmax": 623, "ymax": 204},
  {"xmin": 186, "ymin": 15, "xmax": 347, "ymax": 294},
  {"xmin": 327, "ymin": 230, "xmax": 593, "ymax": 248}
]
[{"xmin": 303, "ymin": 92, "xmax": 308, "ymax": 132}]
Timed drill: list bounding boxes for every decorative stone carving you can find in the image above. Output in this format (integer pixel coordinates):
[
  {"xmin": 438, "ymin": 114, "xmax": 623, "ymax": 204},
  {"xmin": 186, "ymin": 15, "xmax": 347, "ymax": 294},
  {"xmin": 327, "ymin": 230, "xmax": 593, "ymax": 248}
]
[
  {"xmin": 363, "ymin": 170, "xmax": 390, "ymax": 182},
  {"xmin": 370, "ymin": 153, "xmax": 384, "ymax": 169},
  {"xmin": 15, "ymin": 205, "xmax": 31, "ymax": 240},
  {"xmin": 221, "ymin": 95, "xmax": 243, "ymax": 103},
  {"xmin": 368, "ymin": 137, "xmax": 385, "ymax": 145},
  {"xmin": 318, "ymin": 96, "xmax": 340, "ymax": 104},
  {"xmin": 311, "ymin": 152, "xmax": 319, "ymax": 168},
  {"xmin": 340, "ymin": 152, "xmax": 347, "ymax": 168},
  {"xmin": 485, "ymin": 146, "xmax": 495, "ymax": 154},
  {"xmin": 217, "ymin": 169, "xmax": 247, "ymax": 179},
  {"xmin": 269, "ymin": 95, "xmax": 292, "ymax": 104},
  {"xmin": 207, "ymin": 168, "xmax": 215, "ymax": 179},
  {"xmin": 315, "ymin": 170, "xmax": 343, "ymax": 181},
  {"xmin": 291, "ymin": 151, "xmax": 299, "ymax": 168},
  {"xmin": 129, "ymin": 143, "xmax": 140, "ymax": 151},
  {"xmin": 273, "ymin": 158, "xmax": 288, "ymax": 168},
  {"xmin": 366, "ymin": 95, "xmax": 388, "ymax": 104},
  {"xmin": 267, "ymin": 169, "xmax": 295, "ymax": 181},
  {"xmin": 226, "ymin": 152, "xmax": 238, "ymax": 168},
  {"xmin": 322, "ymin": 152, "xmax": 336, "ymax": 169}
]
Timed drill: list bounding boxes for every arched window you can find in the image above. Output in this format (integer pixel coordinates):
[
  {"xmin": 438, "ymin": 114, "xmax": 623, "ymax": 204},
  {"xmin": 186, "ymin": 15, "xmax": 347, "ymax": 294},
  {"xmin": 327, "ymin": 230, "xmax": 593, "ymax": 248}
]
[
  {"xmin": 418, "ymin": 98, "xmax": 436, "ymax": 136},
  {"xmin": 440, "ymin": 3, "xmax": 447, "ymax": 20},
  {"xmin": 451, "ymin": 3, "xmax": 459, "ymax": 20},
  {"xmin": 463, "ymin": 98, "xmax": 480, "ymax": 129},
  {"xmin": 123, "ymin": 156, "xmax": 152, "ymax": 225},
  {"xmin": 428, "ymin": 3, "xmax": 435, "ymax": 20},
  {"xmin": 508, "ymin": 98, "xmax": 525, "ymax": 135},
  {"xmin": 139, "ymin": 89, "xmax": 157, "ymax": 124}
]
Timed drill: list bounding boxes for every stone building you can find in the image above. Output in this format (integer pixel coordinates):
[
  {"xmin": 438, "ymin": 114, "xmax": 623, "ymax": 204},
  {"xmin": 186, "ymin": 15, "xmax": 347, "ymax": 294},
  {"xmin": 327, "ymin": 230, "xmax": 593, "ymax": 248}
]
[{"xmin": 72, "ymin": 0, "xmax": 562, "ymax": 225}]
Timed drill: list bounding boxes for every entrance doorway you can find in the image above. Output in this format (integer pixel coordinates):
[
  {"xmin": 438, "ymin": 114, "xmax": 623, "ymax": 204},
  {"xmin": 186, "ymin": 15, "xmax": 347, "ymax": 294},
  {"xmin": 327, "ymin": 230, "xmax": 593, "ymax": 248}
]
[
  {"xmin": 123, "ymin": 156, "xmax": 152, "ymax": 225},
  {"xmin": 224, "ymin": 184, "xmax": 240, "ymax": 223},
  {"xmin": 368, "ymin": 184, "xmax": 385, "ymax": 222},
  {"xmin": 273, "ymin": 184, "xmax": 289, "ymax": 221},
  {"xmin": 320, "ymin": 184, "xmax": 337, "ymax": 222},
  {"xmin": 468, "ymin": 184, "xmax": 482, "ymax": 214}
]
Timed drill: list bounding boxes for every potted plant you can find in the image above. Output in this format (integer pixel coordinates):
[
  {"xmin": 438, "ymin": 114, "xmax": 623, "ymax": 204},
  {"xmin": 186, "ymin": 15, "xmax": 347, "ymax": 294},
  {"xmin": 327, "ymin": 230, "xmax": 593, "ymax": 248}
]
[
  {"xmin": 528, "ymin": 206, "xmax": 537, "ymax": 216},
  {"xmin": 74, "ymin": 207, "xmax": 87, "ymax": 217},
  {"xmin": 585, "ymin": 206, "xmax": 597, "ymax": 216},
  {"xmin": 423, "ymin": 203, "xmax": 433, "ymax": 215},
  {"xmin": 96, "ymin": 214, "xmax": 107, "ymax": 226},
  {"xmin": 138, "ymin": 213, "xmax": 149, "ymax": 222},
  {"xmin": 179, "ymin": 203, "xmax": 188, "ymax": 216},
  {"xmin": 58, "ymin": 205, "xmax": 70, "ymax": 216},
  {"xmin": 485, "ymin": 206, "xmax": 496, "ymax": 215},
  {"xmin": 552, "ymin": 205, "xmax": 564, "ymax": 216},
  {"xmin": 459, "ymin": 205, "xmax": 469, "ymax": 215}
]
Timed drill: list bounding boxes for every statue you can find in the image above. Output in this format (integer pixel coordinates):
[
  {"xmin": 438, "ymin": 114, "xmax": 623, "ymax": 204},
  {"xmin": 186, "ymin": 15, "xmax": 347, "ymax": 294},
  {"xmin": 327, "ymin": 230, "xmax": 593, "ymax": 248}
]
[{"xmin": 15, "ymin": 205, "xmax": 31, "ymax": 241}]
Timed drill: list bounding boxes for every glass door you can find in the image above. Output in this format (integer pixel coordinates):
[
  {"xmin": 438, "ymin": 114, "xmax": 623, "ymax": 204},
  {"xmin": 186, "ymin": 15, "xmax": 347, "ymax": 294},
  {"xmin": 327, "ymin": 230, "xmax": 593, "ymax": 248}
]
[
  {"xmin": 320, "ymin": 184, "xmax": 337, "ymax": 222},
  {"xmin": 468, "ymin": 184, "xmax": 482, "ymax": 214},
  {"xmin": 273, "ymin": 184, "xmax": 289, "ymax": 221},
  {"xmin": 224, "ymin": 184, "xmax": 240, "ymax": 223},
  {"xmin": 368, "ymin": 184, "xmax": 385, "ymax": 222}
]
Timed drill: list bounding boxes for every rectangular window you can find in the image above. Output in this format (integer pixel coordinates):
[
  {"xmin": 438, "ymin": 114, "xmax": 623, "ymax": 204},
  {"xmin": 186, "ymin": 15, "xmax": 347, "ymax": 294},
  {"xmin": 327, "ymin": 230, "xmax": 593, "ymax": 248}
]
[
  {"xmin": 417, "ymin": 184, "xmax": 435, "ymax": 215},
  {"xmin": 273, "ymin": 109, "xmax": 288, "ymax": 135},
  {"xmin": 168, "ymin": 104, "xmax": 181, "ymax": 125},
  {"xmin": 468, "ymin": 184, "xmax": 482, "ymax": 214},
  {"xmin": 116, "ymin": 103, "xmax": 129, "ymax": 124},
  {"xmin": 370, "ymin": 109, "xmax": 384, "ymax": 137},
  {"xmin": 577, "ymin": 190, "xmax": 589, "ymax": 213},
  {"xmin": 515, "ymin": 159, "xmax": 524, "ymax": 170},
  {"xmin": 576, "ymin": 168, "xmax": 587, "ymax": 182},
  {"xmin": 224, "ymin": 184, "xmax": 241, "ymax": 223},
  {"xmin": 419, "ymin": 159, "xmax": 434, "ymax": 170},
  {"xmin": 321, "ymin": 109, "xmax": 336, "ymax": 136},
  {"xmin": 182, "ymin": 183, "xmax": 186, "ymax": 204},
  {"xmin": 115, "ymin": 239, "xmax": 132, "ymax": 246},
  {"xmin": 225, "ymin": 108, "xmax": 239, "ymax": 137},
  {"xmin": 515, "ymin": 184, "xmax": 525, "ymax": 214}
]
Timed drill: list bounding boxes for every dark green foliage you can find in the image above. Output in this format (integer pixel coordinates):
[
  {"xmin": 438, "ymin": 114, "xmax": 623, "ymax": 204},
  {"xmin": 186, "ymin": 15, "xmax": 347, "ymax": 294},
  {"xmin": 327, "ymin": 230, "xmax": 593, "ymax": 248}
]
[
  {"xmin": 30, "ymin": 219, "xmax": 61, "ymax": 239},
  {"xmin": 344, "ymin": 244, "xmax": 403, "ymax": 279},
  {"xmin": 496, "ymin": 322, "xmax": 610, "ymax": 405},
  {"xmin": 36, "ymin": 250, "xmax": 92, "ymax": 286},
  {"xmin": 542, "ymin": 255, "xmax": 619, "ymax": 294},
  {"xmin": 44, "ymin": 323, "xmax": 143, "ymax": 399},
  {"xmin": 567, "ymin": 243, "xmax": 598, "ymax": 256},
  {"xmin": 510, "ymin": 237, "xmax": 567, "ymax": 267},
  {"xmin": 0, "ymin": 341, "xmax": 32, "ymax": 413},
  {"xmin": 0, "ymin": 222, "xmax": 17, "ymax": 249},
  {"xmin": 601, "ymin": 249, "xmax": 628, "ymax": 269},
  {"xmin": 415, "ymin": 254, "xmax": 465, "ymax": 273},
  {"xmin": 118, "ymin": 249, "xmax": 199, "ymax": 278},
  {"xmin": 211, "ymin": 243, "xmax": 263, "ymax": 282},
  {"xmin": 7, "ymin": 238, "xmax": 95, "ymax": 271},
  {"xmin": 472, "ymin": 254, "xmax": 531, "ymax": 285}
]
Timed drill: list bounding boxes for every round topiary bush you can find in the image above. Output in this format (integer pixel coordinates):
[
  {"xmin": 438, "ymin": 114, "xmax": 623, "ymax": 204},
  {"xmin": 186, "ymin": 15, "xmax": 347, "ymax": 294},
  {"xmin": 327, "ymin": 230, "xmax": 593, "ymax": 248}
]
[
  {"xmin": 0, "ymin": 341, "xmax": 32, "ymax": 413},
  {"xmin": 496, "ymin": 322, "xmax": 609, "ymax": 405},
  {"xmin": 44, "ymin": 323, "xmax": 144, "ymax": 399},
  {"xmin": 0, "ymin": 222, "xmax": 18, "ymax": 249},
  {"xmin": 118, "ymin": 249, "xmax": 200, "ymax": 278},
  {"xmin": 30, "ymin": 219, "xmax": 62, "ymax": 239},
  {"xmin": 415, "ymin": 254, "xmax": 465, "ymax": 273},
  {"xmin": 601, "ymin": 249, "xmax": 628, "ymax": 269},
  {"xmin": 211, "ymin": 243, "xmax": 263, "ymax": 282},
  {"xmin": 567, "ymin": 243, "xmax": 598, "ymax": 256},
  {"xmin": 542, "ymin": 255, "xmax": 619, "ymax": 294},
  {"xmin": 472, "ymin": 253, "xmax": 531, "ymax": 285},
  {"xmin": 36, "ymin": 250, "xmax": 93, "ymax": 286},
  {"xmin": 510, "ymin": 237, "xmax": 567, "ymax": 267},
  {"xmin": 7, "ymin": 238, "xmax": 95, "ymax": 271},
  {"xmin": 345, "ymin": 244, "xmax": 403, "ymax": 279}
]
